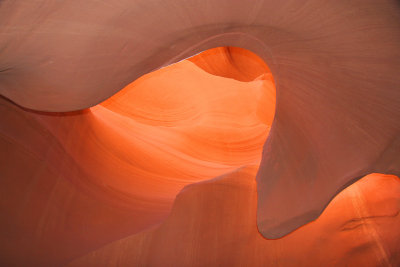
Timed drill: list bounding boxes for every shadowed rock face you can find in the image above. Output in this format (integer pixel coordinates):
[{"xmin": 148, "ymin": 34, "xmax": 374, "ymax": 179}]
[
  {"xmin": 0, "ymin": 47, "xmax": 277, "ymax": 266},
  {"xmin": 0, "ymin": 0, "xmax": 400, "ymax": 259},
  {"xmin": 67, "ymin": 170, "xmax": 400, "ymax": 267}
]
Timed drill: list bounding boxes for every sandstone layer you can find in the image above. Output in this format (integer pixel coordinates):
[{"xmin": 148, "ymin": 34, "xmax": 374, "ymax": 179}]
[{"xmin": 1, "ymin": 0, "xmax": 399, "ymax": 238}]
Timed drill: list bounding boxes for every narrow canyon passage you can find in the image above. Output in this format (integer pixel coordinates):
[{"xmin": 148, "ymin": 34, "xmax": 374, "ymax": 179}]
[
  {"xmin": 2, "ymin": 0, "xmax": 400, "ymax": 265},
  {"xmin": 0, "ymin": 47, "xmax": 276, "ymax": 265},
  {"xmin": 1, "ymin": 47, "xmax": 399, "ymax": 266}
]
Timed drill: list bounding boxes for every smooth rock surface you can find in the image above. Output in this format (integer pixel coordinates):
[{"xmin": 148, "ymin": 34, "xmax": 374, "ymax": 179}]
[
  {"xmin": 68, "ymin": 169, "xmax": 400, "ymax": 267},
  {"xmin": 1, "ymin": 0, "xmax": 400, "ymax": 238},
  {"xmin": 0, "ymin": 48, "xmax": 275, "ymax": 266}
]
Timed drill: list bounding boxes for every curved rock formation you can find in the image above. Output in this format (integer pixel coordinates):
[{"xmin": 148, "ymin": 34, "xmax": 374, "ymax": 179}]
[
  {"xmin": 1, "ymin": 0, "xmax": 400, "ymax": 264},
  {"xmin": 0, "ymin": 47, "xmax": 275, "ymax": 265},
  {"xmin": 1, "ymin": 0, "xmax": 399, "ymax": 239},
  {"xmin": 68, "ymin": 171, "xmax": 400, "ymax": 267}
]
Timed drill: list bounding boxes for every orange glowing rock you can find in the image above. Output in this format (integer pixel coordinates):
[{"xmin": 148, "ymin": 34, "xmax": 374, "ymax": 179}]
[
  {"xmin": 0, "ymin": 47, "xmax": 275, "ymax": 266},
  {"xmin": 68, "ymin": 170, "xmax": 400, "ymax": 267},
  {"xmin": 2, "ymin": 0, "xmax": 400, "ymax": 243},
  {"xmin": 188, "ymin": 47, "xmax": 272, "ymax": 82},
  {"xmin": 2, "ymin": 45, "xmax": 399, "ymax": 266}
]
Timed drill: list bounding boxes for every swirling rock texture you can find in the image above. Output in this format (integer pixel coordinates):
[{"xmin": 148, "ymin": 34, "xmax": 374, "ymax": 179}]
[
  {"xmin": 68, "ymin": 171, "xmax": 400, "ymax": 267},
  {"xmin": 0, "ymin": 47, "xmax": 274, "ymax": 266},
  {"xmin": 1, "ymin": 0, "xmax": 400, "ymax": 266}
]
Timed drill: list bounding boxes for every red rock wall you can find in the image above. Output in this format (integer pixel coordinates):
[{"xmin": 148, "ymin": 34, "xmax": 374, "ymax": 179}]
[
  {"xmin": 1, "ymin": 0, "xmax": 400, "ymax": 240},
  {"xmin": 1, "ymin": 46, "xmax": 399, "ymax": 266},
  {"xmin": 68, "ymin": 170, "xmax": 400, "ymax": 267},
  {"xmin": 1, "ymin": 0, "xmax": 400, "ymax": 264},
  {"xmin": 0, "ymin": 47, "xmax": 277, "ymax": 265}
]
